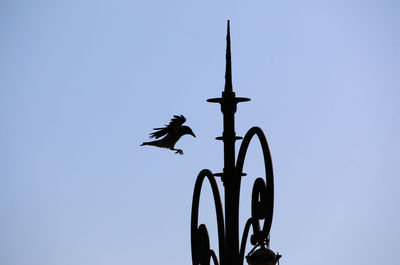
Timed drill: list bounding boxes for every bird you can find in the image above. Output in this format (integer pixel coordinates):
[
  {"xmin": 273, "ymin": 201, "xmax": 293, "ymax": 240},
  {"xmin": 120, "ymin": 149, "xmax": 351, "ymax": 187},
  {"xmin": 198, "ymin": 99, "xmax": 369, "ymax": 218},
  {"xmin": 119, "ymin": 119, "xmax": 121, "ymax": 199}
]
[{"xmin": 140, "ymin": 115, "xmax": 196, "ymax": 154}]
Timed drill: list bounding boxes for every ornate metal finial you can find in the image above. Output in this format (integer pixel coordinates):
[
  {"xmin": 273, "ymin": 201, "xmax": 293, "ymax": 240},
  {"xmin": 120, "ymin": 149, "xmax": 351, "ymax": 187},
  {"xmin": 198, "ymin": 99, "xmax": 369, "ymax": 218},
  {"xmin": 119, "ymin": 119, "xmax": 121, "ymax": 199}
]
[
  {"xmin": 207, "ymin": 20, "xmax": 250, "ymax": 183},
  {"xmin": 191, "ymin": 21, "xmax": 279, "ymax": 265}
]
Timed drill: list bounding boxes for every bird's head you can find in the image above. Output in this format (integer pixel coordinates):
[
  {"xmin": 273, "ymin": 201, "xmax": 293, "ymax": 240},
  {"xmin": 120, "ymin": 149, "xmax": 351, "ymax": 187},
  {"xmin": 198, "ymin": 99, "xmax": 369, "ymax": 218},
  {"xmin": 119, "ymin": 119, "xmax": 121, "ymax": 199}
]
[{"xmin": 181, "ymin": 126, "xmax": 196, "ymax": 138}]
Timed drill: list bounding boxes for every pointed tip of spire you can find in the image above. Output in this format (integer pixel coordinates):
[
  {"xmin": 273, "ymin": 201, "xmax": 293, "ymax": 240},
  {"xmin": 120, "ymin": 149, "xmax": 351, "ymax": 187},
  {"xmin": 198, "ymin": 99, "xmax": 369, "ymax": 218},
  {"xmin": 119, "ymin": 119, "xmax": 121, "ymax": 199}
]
[
  {"xmin": 226, "ymin": 20, "xmax": 230, "ymax": 41},
  {"xmin": 225, "ymin": 20, "xmax": 232, "ymax": 92}
]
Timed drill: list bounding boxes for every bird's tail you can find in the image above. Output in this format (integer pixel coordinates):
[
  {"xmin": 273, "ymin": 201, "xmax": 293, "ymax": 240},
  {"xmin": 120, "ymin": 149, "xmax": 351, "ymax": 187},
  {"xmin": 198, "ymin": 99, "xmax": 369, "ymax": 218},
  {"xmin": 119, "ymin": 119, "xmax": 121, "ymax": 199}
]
[{"xmin": 140, "ymin": 142, "xmax": 149, "ymax": 146}]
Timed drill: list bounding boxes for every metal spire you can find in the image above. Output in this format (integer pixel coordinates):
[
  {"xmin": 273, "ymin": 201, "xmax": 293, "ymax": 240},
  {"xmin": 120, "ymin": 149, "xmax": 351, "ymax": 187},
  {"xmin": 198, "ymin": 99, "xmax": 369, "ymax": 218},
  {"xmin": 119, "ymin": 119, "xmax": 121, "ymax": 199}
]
[
  {"xmin": 225, "ymin": 20, "xmax": 233, "ymax": 92},
  {"xmin": 192, "ymin": 20, "xmax": 278, "ymax": 265}
]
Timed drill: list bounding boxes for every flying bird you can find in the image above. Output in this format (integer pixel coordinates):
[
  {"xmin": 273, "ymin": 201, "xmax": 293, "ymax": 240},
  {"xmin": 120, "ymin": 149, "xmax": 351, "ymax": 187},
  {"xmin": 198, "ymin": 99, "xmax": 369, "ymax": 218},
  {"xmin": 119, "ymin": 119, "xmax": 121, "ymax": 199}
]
[{"xmin": 141, "ymin": 115, "xmax": 196, "ymax": 154}]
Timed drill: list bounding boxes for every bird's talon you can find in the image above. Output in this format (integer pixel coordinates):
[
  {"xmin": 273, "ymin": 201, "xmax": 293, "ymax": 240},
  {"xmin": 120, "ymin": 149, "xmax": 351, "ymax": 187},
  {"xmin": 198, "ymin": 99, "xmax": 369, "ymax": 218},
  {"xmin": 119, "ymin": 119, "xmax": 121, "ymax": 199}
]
[{"xmin": 175, "ymin": 149, "xmax": 183, "ymax": 155}]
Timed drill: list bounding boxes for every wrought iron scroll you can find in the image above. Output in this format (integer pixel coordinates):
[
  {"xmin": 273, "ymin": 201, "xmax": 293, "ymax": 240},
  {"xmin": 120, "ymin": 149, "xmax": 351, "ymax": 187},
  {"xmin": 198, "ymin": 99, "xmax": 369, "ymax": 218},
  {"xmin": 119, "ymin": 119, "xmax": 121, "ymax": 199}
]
[
  {"xmin": 191, "ymin": 169, "xmax": 225, "ymax": 265},
  {"xmin": 191, "ymin": 127, "xmax": 274, "ymax": 265},
  {"xmin": 237, "ymin": 127, "xmax": 274, "ymax": 265}
]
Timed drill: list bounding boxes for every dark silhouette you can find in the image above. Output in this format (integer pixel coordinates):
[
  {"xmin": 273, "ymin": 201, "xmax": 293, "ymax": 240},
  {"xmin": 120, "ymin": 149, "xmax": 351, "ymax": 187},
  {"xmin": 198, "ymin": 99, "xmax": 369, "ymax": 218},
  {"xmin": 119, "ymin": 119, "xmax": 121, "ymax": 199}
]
[
  {"xmin": 190, "ymin": 20, "xmax": 280, "ymax": 265},
  {"xmin": 141, "ymin": 115, "xmax": 195, "ymax": 154}
]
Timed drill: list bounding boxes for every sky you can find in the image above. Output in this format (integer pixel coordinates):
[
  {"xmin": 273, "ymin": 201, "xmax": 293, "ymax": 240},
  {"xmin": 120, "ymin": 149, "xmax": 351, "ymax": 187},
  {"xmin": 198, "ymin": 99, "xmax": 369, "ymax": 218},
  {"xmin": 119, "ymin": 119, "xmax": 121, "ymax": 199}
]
[{"xmin": 1, "ymin": 0, "xmax": 399, "ymax": 265}]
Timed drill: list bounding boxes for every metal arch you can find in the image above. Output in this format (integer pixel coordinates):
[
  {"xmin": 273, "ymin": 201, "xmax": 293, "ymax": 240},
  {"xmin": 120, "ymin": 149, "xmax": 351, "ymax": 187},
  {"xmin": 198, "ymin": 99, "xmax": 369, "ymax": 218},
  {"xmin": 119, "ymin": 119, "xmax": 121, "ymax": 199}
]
[
  {"xmin": 191, "ymin": 169, "xmax": 225, "ymax": 265},
  {"xmin": 236, "ymin": 127, "xmax": 274, "ymax": 262}
]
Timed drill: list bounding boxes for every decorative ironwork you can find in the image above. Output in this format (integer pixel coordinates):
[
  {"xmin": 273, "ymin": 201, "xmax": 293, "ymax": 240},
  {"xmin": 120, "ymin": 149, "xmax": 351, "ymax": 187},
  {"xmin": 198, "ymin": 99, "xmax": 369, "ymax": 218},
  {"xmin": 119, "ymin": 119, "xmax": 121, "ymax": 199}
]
[{"xmin": 190, "ymin": 21, "xmax": 279, "ymax": 265}]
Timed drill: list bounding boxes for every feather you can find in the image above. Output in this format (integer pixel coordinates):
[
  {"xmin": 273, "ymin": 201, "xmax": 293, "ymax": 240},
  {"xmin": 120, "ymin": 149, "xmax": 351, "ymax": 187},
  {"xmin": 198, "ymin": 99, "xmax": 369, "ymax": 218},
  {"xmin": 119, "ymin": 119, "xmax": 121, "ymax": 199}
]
[{"xmin": 149, "ymin": 115, "xmax": 186, "ymax": 139}]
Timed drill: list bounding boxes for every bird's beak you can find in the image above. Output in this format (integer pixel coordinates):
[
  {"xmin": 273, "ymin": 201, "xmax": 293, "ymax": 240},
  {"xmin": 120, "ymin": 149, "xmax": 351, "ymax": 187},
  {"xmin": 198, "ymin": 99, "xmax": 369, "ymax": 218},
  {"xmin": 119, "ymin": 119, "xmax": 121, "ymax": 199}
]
[{"xmin": 191, "ymin": 132, "xmax": 196, "ymax": 137}]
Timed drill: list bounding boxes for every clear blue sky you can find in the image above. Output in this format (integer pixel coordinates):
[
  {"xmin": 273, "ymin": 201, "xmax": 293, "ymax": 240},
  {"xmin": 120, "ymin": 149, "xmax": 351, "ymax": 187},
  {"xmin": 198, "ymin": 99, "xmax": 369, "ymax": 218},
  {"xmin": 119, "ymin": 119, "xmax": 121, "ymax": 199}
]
[{"xmin": 1, "ymin": 1, "xmax": 399, "ymax": 265}]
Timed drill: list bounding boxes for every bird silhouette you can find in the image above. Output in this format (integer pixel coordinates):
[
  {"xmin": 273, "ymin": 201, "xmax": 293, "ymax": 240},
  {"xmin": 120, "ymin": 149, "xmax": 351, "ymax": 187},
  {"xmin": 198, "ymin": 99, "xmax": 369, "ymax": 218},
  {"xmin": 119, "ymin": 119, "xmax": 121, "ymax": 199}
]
[{"xmin": 141, "ymin": 115, "xmax": 196, "ymax": 154}]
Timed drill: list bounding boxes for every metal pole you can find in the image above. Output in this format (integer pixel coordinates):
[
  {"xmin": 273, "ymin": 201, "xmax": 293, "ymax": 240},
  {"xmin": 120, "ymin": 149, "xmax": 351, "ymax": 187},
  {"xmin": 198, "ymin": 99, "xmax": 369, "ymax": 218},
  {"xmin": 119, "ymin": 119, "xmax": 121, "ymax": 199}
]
[
  {"xmin": 209, "ymin": 20, "xmax": 250, "ymax": 265},
  {"xmin": 207, "ymin": 20, "xmax": 251, "ymax": 265},
  {"xmin": 221, "ymin": 20, "xmax": 239, "ymax": 265}
]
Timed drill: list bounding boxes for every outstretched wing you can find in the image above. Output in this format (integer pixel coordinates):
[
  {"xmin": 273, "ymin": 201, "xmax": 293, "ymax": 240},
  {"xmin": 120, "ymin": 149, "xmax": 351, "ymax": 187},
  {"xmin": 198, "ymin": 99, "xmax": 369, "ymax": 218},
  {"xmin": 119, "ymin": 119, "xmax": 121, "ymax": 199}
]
[{"xmin": 149, "ymin": 115, "xmax": 186, "ymax": 139}]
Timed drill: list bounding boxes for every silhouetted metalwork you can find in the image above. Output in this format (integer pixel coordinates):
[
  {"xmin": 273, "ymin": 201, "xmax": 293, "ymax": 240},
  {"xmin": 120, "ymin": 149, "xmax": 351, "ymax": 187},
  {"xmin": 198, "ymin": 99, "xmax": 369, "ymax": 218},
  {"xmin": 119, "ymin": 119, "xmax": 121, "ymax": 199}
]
[{"xmin": 190, "ymin": 21, "xmax": 280, "ymax": 265}]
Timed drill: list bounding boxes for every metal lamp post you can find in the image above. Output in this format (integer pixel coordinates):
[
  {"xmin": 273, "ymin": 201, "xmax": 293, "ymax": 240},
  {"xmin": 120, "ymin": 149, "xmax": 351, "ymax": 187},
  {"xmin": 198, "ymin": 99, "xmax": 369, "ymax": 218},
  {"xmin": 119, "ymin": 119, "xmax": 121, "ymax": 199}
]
[{"xmin": 190, "ymin": 21, "xmax": 281, "ymax": 265}]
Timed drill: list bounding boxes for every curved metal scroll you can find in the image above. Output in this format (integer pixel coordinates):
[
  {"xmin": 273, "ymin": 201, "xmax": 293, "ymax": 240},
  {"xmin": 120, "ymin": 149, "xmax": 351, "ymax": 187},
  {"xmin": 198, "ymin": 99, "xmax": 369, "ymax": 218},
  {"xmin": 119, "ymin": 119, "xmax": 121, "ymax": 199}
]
[
  {"xmin": 236, "ymin": 127, "xmax": 274, "ymax": 264},
  {"xmin": 191, "ymin": 169, "xmax": 225, "ymax": 265}
]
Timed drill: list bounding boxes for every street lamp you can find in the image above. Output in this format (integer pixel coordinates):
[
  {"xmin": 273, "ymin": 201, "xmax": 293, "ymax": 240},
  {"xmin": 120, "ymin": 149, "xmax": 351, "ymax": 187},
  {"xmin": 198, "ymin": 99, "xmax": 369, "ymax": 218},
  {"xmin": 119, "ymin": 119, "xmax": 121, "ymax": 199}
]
[
  {"xmin": 190, "ymin": 21, "xmax": 281, "ymax": 265},
  {"xmin": 246, "ymin": 247, "xmax": 282, "ymax": 265}
]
